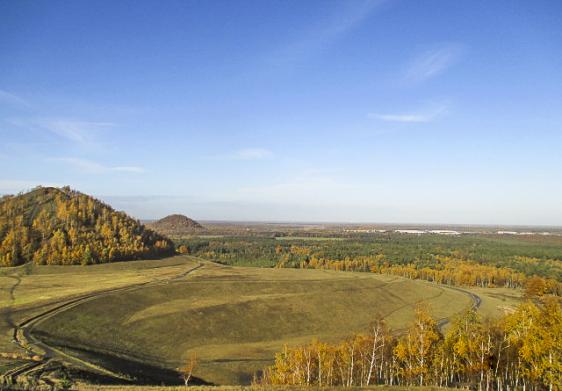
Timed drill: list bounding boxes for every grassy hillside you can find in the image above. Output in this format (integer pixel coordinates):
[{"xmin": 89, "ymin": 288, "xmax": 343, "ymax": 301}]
[
  {"xmin": 32, "ymin": 262, "xmax": 478, "ymax": 385},
  {"xmin": 0, "ymin": 186, "xmax": 174, "ymax": 266},
  {"xmin": 0, "ymin": 256, "xmax": 199, "ymax": 372},
  {"xmin": 75, "ymin": 386, "xmax": 449, "ymax": 391},
  {"xmin": 1, "ymin": 255, "xmax": 521, "ymax": 387}
]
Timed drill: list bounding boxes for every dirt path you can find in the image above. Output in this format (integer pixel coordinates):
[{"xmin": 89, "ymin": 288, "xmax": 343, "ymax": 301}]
[
  {"xmin": 2, "ymin": 275, "xmax": 21, "ymax": 329},
  {"xmin": 2, "ymin": 260, "xmax": 204, "ymax": 383},
  {"xmin": 436, "ymin": 285, "xmax": 482, "ymax": 329},
  {"xmin": 3, "ymin": 258, "xmax": 482, "ymax": 384}
]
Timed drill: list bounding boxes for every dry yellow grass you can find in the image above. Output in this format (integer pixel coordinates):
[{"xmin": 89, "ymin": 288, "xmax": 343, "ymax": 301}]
[
  {"xmin": 76, "ymin": 385, "xmax": 449, "ymax": 391},
  {"xmin": 33, "ymin": 262, "xmax": 473, "ymax": 385},
  {"xmin": 0, "ymin": 256, "xmax": 198, "ymax": 356},
  {"xmin": 0, "ymin": 255, "xmax": 521, "ymax": 387}
]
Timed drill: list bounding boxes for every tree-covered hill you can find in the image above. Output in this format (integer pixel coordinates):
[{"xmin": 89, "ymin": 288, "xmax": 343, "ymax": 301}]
[
  {"xmin": 148, "ymin": 214, "xmax": 204, "ymax": 235},
  {"xmin": 0, "ymin": 186, "xmax": 174, "ymax": 266}
]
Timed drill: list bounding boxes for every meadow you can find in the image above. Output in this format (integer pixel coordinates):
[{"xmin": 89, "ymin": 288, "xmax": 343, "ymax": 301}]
[
  {"xmin": 76, "ymin": 386, "xmax": 449, "ymax": 391},
  {"xmin": 0, "ymin": 256, "xmax": 200, "ymax": 380},
  {"xmin": 0, "ymin": 252, "xmax": 520, "ymax": 387}
]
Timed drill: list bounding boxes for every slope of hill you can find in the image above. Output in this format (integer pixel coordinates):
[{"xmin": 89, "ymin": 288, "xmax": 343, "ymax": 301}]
[
  {"xmin": 33, "ymin": 262, "xmax": 476, "ymax": 385},
  {"xmin": 149, "ymin": 214, "xmax": 204, "ymax": 234},
  {"xmin": 0, "ymin": 186, "xmax": 174, "ymax": 267}
]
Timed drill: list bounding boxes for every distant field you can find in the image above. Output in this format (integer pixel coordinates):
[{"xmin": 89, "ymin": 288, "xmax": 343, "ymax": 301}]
[
  {"xmin": 33, "ymin": 262, "xmax": 479, "ymax": 385},
  {"xmin": 275, "ymin": 236, "xmax": 344, "ymax": 241}
]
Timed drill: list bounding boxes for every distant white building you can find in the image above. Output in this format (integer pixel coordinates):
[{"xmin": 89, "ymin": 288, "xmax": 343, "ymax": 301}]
[
  {"xmin": 497, "ymin": 231, "xmax": 518, "ymax": 235},
  {"xmin": 343, "ymin": 229, "xmax": 388, "ymax": 233},
  {"xmin": 429, "ymin": 230, "xmax": 460, "ymax": 235},
  {"xmin": 395, "ymin": 229, "xmax": 426, "ymax": 234}
]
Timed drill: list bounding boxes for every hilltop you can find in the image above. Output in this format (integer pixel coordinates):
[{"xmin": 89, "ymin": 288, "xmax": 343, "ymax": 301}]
[
  {"xmin": 0, "ymin": 186, "xmax": 174, "ymax": 267},
  {"xmin": 149, "ymin": 214, "xmax": 204, "ymax": 234}
]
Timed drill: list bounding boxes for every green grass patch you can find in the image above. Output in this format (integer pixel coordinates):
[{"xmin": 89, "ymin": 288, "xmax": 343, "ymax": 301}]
[{"xmin": 34, "ymin": 263, "xmax": 474, "ymax": 385}]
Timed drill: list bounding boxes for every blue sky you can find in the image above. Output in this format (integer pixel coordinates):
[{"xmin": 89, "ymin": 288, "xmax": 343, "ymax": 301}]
[{"xmin": 1, "ymin": 0, "xmax": 561, "ymax": 225}]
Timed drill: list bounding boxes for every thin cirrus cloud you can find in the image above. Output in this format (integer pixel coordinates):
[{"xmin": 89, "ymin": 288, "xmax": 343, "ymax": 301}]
[
  {"xmin": 7, "ymin": 117, "xmax": 115, "ymax": 145},
  {"xmin": 211, "ymin": 148, "xmax": 274, "ymax": 161},
  {"xmin": 267, "ymin": 0, "xmax": 385, "ymax": 67},
  {"xmin": 40, "ymin": 119, "xmax": 115, "ymax": 144},
  {"xmin": 2, "ymin": 91, "xmax": 113, "ymax": 145},
  {"xmin": 369, "ymin": 105, "xmax": 447, "ymax": 123},
  {"xmin": 51, "ymin": 157, "xmax": 145, "ymax": 174},
  {"xmin": 0, "ymin": 89, "xmax": 31, "ymax": 108},
  {"xmin": 404, "ymin": 44, "xmax": 464, "ymax": 83},
  {"xmin": 236, "ymin": 174, "xmax": 354, "ymax": 204},
  {"xmin": 234, "ymin": 148, "xmax": 273, "ymax": 160}
]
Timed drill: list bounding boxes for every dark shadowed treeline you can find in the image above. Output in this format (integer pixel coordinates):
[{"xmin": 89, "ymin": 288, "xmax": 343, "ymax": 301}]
[{"xmin": 259, "ymin": 300, "xmax": 562, "ymax": 391}]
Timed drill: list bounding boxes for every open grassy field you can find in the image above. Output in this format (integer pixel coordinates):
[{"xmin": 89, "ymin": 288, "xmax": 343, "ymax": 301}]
[
  {"xmin": 31, "ymin": 261, "xmax": 479, "ymax": 385},
  {"xmin": 1, "ymin": 254, "xmax": 522, "ymax": 387},
  {"xmin": 274, "ymin": 237, "xmax": 345, "ymax": 241},
  {"xmin": 0, "ymin": 256, "xmax": 200, "ymax": 372},
  {"xmin": 76, "ymin": 386, "xmax": 450, "ymax": 391}
]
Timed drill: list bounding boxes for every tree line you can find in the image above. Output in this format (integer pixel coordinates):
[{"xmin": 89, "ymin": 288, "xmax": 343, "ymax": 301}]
[
  {"xmin": 0, "ymin": 186, "xmax": 174, "ymax": 266},
  {"xmin": 179, "ymin": 234, "xmax": 562, "ymax": 280},
  {"xmin": 258, "ymin": 299, "xmax": 562, "ymax": 391},
  {"xmin": 276, "ymin": 252, "xmax": 562, "ymax": 296}
]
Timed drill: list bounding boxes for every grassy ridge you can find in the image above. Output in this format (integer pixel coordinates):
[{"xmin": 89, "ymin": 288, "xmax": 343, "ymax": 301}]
[
  {"xmin": 33, "ymin": 262, "xmax": 477, "ymax": 385},
  {"xmin": 0, "ymin": 256, "xmax": 198, "ymax": 356},
  {"xmin": 1, "ymin": 255, "xmax": 522, "ymax": 387}
]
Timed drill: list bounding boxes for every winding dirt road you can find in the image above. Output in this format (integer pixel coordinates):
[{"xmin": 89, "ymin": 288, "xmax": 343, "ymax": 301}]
[
  {"xmin": 2, "ymin": 261, "xmax": 203, "ymax": 383},
  {"xmin": 436, "ymin": 285, "xmax": 482, "ymax": 329},
  {"xmin": 2, "ymin": 260, "xmax": 482, "ymax": 385}
]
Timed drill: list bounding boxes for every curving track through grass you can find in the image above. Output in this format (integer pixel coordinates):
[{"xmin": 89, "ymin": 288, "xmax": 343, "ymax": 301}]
[
  {"xmin": 2, "ymin": 258, "xmax": 481, "ymax": 386},
  {"xmin": 3, "ymin": 261, "xmax": 203, "ymax": 383}
]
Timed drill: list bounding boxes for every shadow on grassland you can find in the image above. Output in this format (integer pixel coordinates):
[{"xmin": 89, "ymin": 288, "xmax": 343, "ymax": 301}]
[{"xmin": 36, "ymin": 342, "xmax": 211, "ymax": 386}]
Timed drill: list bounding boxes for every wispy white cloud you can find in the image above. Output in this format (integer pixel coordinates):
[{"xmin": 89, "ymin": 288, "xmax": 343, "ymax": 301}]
[
  {"xmin": 7, "ymin": 118, "xmax": 115, "ymax": 145},
  {"xmin": 51, "ymin": 157, "xmax": 145, "ymax": 174},
  {"xmin": 369, "ymin": 104, "xmax": 447, "ymax": 123},
  {"xmin": 211, "ymin": 148, "xmax": 274, "ymax": 161},
  {"xmin": 404, "ymin": 44, "xmax": 464, "ymax": 83},
  {"xmin": 236, "ymin": 171, "xmax": 356, "ymax": 204},
  {"xmin": 40, "ymin": 120, "xmax": 114, "ymax": 143},
  {"xmin": 234, "ymin": 148, "xmax": 273, "ymax": 160},
  {"xmin": 0, "ymin": 89, "xmax": 31, "ymax": 108},
  {"xmin": 268, "ymin": 0, "xmax": 386, "ymax": 67}
]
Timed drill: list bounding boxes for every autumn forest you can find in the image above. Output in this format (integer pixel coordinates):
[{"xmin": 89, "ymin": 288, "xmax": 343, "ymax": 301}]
[
  {"xmin": 0, "ymin": 187, "xmax": 174, "ymax": 267},
  {"xmin": 260, "ymin": 300, "xmax": 562, "ymax": 391}
]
